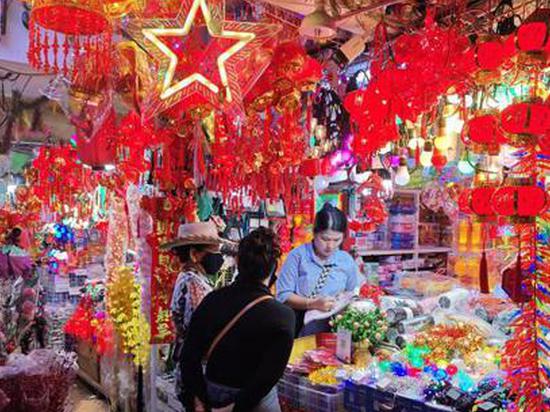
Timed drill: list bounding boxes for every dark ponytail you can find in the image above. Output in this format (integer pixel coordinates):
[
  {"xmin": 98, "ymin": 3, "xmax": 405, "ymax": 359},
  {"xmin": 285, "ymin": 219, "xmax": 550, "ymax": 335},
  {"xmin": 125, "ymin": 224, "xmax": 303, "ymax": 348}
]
[{"xmin": 313, "ymin": 203, "xmax": 347, "ymax": 234}]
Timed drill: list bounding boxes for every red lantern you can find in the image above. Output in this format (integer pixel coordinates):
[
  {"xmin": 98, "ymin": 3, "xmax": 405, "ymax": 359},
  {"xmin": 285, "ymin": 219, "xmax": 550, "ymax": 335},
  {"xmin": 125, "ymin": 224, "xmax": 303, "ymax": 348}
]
[
  {"xmin": 28, "ymin": 0, "xmax": 112, "ymax": 75},
  {"xmin": 501, "ymin": 101, "xmax": 550, "ymax": 146},
  {"xmin": 76, "ymin": 111, "xmax": 117, "ymax": 170},
  {"xmin": 475, "ymin": 39, "xmax": 506, "ymax": 71},
  {"xmin": 470, "ymin": 187, "xmax": 496, "ymax": 219},
  {"xmin": 493, "ymin": 184, "xmax": 547, "ymax": 220},
  {"xmin": 463, "ymin": 112, "xmax": 506, "ymax": 154},
  {"xmin": 515, "ymin": 9, "xmax": 550, "ymax": 65}
]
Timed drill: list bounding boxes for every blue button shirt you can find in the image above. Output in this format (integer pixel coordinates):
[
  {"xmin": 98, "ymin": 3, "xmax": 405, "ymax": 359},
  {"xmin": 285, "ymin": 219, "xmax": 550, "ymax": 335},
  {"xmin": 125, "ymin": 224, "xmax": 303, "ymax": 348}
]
[{"xmin": 276, "ymin": 243, "xmax": 360, "ymax": 302}]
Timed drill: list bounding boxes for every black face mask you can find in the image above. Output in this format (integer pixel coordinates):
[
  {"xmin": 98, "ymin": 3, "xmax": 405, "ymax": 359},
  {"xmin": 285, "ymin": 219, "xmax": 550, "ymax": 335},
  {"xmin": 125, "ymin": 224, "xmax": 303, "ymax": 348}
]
[
  {"xmin": 201, "ymin": 253, "xmax": 224, "ymax": 275},
  {"xmin": 267, "ymin": 261, "xmax": 278, "ymax": 288}
]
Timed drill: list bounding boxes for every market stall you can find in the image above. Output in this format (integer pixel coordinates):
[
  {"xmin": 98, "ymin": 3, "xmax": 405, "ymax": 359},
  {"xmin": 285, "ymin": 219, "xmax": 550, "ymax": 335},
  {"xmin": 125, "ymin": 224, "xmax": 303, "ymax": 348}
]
[{"xmin": 0, "ymin": 0, "xmax": 547, "ymax": 411}]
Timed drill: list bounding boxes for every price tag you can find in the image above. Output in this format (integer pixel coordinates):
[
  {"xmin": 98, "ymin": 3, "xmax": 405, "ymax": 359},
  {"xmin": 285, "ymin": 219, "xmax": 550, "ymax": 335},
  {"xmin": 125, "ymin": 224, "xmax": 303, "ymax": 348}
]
[{"xmin": 336, "ymin": 328, "xmax": 352, "ymax": 364}]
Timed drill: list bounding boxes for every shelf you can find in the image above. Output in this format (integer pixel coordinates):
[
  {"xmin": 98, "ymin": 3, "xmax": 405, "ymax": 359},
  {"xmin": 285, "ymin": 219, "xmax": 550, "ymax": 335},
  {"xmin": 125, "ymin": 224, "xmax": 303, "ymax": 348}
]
[{"xmin": 358, "ymin": 247, "xmax": 452, "ymax": 256}]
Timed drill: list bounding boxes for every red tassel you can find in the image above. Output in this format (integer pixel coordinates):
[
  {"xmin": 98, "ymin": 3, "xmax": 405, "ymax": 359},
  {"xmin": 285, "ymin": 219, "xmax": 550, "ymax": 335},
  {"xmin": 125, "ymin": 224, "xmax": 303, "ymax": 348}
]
[
  {"xmin": 52, "ymin": 32, "xmax": 59, "ymax": 73},
  {"xmin": 62, "ymin": 35, "xmax": 70, "ymax": 76},
  {"xmin": 43, "ymin": 30, "xmax": 50, "ymax": 73},
  {"xmin": 479, "ymin": 247, "xmax": 490, "ymax": 293}
]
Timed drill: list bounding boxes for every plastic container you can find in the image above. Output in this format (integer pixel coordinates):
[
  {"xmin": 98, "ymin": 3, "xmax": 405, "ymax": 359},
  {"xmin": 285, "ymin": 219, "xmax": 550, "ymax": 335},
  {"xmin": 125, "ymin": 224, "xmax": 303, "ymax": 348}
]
[{"xmin": 278, "ymin": 377, "xmax": 344, "ymax": 412}]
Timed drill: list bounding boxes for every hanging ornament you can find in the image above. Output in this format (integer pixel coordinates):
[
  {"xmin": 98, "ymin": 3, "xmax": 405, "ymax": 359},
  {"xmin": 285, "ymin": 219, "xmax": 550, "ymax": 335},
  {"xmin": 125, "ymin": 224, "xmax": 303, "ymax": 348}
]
[
  {"xmin": 75, "ymin": 110, "xmax": 118, "ymax": 170},
  {"xmin": 462, "ymin": 111, "xmax": 506, "ymax": 155},
  {"xmin": 28, "ymin": 0, "xmax": 112, "ymax": 76},
  {"xmin": 501, "ymin": 99, "xmax": 550, "ymax": 147},
  {"xmin": 127, "ymin": 0, "xmax": 281, "ymax": 119},
  {"xmin": 515, "ymin": 8, "xmax": 550, "ymax": 67}
]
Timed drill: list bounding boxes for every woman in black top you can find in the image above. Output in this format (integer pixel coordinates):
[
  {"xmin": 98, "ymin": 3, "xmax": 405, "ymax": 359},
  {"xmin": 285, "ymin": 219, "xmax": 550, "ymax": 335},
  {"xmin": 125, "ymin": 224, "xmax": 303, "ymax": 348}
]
[{"xmin": 181, "ymin": 228, "xmax": 296, "ymax": 412}]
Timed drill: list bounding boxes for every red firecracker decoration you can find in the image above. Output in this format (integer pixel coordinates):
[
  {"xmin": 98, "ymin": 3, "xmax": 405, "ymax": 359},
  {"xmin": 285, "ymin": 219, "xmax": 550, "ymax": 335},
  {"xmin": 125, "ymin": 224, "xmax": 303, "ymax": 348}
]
[{"xmin": 28, "ymin": 0, "xmax": 112, "ymax": 76}]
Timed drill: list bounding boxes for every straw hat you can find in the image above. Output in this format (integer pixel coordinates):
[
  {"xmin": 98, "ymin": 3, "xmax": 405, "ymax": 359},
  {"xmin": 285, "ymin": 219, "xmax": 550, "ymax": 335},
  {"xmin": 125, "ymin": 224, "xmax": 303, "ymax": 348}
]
[{"xmin": 160, "ymin": 221, "xmax": 225, "ymax": 251}]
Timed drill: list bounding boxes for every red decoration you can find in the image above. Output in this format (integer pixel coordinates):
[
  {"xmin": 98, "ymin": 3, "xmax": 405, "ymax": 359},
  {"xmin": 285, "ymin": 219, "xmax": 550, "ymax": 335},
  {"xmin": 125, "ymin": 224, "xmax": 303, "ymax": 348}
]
[
  {"xmin": 431, "ymin": 148, "xmax": 447, "ymax": 171},
  {"xmin": 28, "ymin": 0, "xmax": 112, "ymax": 75},
  {"xmin": 128, "ymin": 0, "xmax": 281, "ymax": 118},
  {"xmin": 502, "ymin": 243, "xmax": 531, "ymax": 303},
  {"xmin": 76, "ymin": 110, "xmax": 117, "ymax": 170},
  {"xmin": 492, "ymin": 184, "xmax": 547, "ymax": 220},
  {"xmin": 515, "ymin": 9, "xmax": 550, "ymax": 63},
  {"xmin": 463, "ymin": 112, "xmax": 506, "ymax": 154},
  {"xmin": 501, "ymin": 101, "xmax": 550, "ymax": 146},
  {"xmin": 142, "ymin": 195, "xmax": 197, "ymax": 343},
  {"xmin": 475, "ymin": 39, "xmax": 507, "ymax": 71},
  {"xmin": 470, "ymin": 186, "xmax": 496, "ymax": 219},
  {"xmin": 359, "ymin": 284, "xmax": 384, "ymax": 305},
  {"xmin": 245, "ymin": 41, "xmax": 322, "ymax": 113}
]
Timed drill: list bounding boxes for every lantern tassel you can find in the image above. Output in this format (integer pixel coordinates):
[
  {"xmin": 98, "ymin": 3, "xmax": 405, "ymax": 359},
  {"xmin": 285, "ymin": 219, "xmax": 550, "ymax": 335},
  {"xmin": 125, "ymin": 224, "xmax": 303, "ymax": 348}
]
[{"xmin": 479, "ymin": 227, "xmax": 490, "ymax": 293}]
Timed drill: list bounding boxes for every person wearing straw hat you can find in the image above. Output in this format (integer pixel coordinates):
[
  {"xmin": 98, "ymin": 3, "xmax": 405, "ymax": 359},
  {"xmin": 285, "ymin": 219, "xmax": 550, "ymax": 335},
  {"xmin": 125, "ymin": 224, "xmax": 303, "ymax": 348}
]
[{"xmin": 163, "ymin": 221, "xmax": 226, "ymax": 411}]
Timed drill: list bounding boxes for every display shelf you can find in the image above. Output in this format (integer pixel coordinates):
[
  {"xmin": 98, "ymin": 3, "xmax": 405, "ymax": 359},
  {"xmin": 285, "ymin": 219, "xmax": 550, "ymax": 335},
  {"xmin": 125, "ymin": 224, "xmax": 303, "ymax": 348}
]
[{"xmin": 358, "ymin": 247, "xmax": 452, "ymax": 256}]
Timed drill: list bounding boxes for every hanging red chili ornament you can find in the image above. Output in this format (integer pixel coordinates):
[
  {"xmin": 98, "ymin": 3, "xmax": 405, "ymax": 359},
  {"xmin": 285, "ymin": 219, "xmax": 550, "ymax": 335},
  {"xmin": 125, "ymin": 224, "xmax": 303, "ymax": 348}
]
[{"xmin": 28, "ymin": 0, "xmax": 112, "ymax": 76}]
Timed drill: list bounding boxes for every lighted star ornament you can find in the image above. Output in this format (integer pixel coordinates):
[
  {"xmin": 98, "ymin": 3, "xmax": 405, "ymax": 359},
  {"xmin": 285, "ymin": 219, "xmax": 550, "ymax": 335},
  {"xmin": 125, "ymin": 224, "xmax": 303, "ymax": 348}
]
[{"xmin": 128, "ymin": 0, "xmax": 280, "ymax": 119}]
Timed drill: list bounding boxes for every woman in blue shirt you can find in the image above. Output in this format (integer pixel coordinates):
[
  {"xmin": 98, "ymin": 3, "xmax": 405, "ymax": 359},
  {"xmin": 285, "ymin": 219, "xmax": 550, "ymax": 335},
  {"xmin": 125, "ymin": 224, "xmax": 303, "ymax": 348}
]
[{"xmin": 276, "ymin": 203, "xmax": 360, "ymax": 336}]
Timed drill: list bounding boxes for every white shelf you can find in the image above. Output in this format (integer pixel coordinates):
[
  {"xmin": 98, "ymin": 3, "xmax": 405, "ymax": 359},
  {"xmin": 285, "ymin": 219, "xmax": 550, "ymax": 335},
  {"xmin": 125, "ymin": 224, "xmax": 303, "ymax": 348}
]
[{"xmin": 358, "ymin": 247, "xmax": 452, "ymax": 256}]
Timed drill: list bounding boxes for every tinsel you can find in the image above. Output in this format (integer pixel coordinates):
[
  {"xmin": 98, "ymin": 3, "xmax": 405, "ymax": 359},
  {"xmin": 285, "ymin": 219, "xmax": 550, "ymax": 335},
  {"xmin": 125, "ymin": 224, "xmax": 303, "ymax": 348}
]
[
  {"xmin": 107, "ymin": 266, "xmax": 150, "ymax": 367},
  {"xmin": 104, "ymin": 195, "xmax": 129, "ymax": 282}
]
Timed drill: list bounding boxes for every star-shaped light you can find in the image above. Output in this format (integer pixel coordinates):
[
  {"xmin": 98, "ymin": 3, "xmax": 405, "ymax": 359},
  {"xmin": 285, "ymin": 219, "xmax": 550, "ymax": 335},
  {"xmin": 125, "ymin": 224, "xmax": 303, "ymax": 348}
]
[{"xmin": 128, "ymin": 0, "xmax": 281, "ymax": 119}]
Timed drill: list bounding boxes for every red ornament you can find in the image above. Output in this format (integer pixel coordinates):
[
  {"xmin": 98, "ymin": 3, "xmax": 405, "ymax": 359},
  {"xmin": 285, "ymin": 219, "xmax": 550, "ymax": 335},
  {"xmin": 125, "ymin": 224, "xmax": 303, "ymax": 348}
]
[
  {"xmin": 76, "ymin": 110, "xmax": 117, "ymax": 170},
  {"xmin": 501, "ymin": 101, "xmax": 550, "ymax": 146},
  {"xmin": 475, "ymin": 39, "xmax": 506, "ymax": 71},
  {"xmin": 458, "ymin": 188, "xmax": 473, "ymax": 215},
  {"xmin": 128, "ymin": 0, "xmax": 281, "ymax": 118},
  {"xmin": 470, "ymin": 187, "xmax": 496, "ymax": 218},
  {"xmin": 28, "ymin": 0, "xmax": 112, "ymax": 75},
  {"xmin": 463, "ymin": 112, "xmax": 506, "ymax": 154},
  {"xmin": 492, "ymin": 184, "xmax": 547, "ymax": 220},
  {"xmin": 431, "ymin": 148, "xmax": 447, "ymax": 171}
]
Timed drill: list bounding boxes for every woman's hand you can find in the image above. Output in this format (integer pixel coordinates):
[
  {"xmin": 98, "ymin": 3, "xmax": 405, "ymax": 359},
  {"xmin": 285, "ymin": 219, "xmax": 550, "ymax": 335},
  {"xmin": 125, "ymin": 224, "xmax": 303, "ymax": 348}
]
[
  {"xmin": 212, "ymin": 403, "xmax": 235, "ymax": 412},
  {"xmin": 309, "ymin": 296, "xmax": 336, "ymax": 312}
]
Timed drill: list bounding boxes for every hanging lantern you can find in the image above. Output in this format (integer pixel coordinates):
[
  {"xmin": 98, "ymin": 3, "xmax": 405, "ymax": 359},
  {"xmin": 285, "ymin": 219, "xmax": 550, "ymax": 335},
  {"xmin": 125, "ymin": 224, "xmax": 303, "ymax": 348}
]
[
  {"xmin": 28, "ymin": 0, "xmax": 112, "ymax": 75},
  {"xmin": 470, "ymin": 187, "xmax": 497, "ymax": 220},
  {"xmin": 474, "ymin": 38, "xmax": 506, "ymax": 85},
  {"xmin": 492, "ymin": 178, "xmax": 547, "ymax": 222},
  {"xmin": 515, "ymin": 9, "xmax": 550, "ymax": 65},
  {"xmin": 462, "ymin": 111, "xmax": 506, "ymax": 155},
  {"xmin": 501, "ymin": 100, "xmax": 550, "ymax": 146}
]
